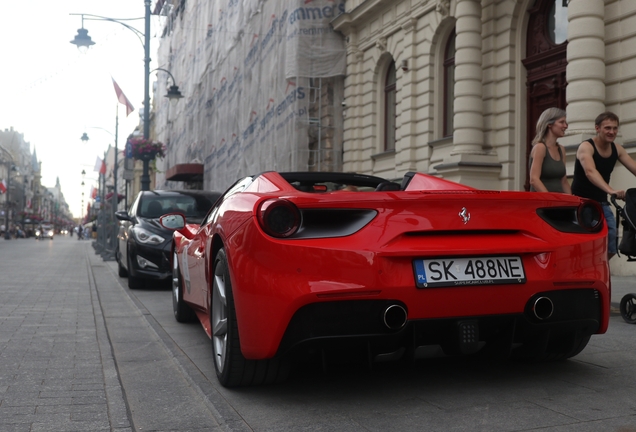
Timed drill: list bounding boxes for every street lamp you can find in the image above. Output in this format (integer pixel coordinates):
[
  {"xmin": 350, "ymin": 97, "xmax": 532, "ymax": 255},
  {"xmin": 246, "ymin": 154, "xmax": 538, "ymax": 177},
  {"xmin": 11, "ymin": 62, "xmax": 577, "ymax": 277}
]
[
  {"xmin": 81, "ymin": 130, "xmax": 119, "ymax": 260},
  {"xmin": 70, "ymin": 2, "xmax": 184, "ymax": 192},
  {"xmin": 81, "ymin": 125, "xmax": 119, "ymax": 215},
  {"xmin": 81, "ymin": 170, "xmax": 86, "ymax": 223},
  {"xmin": 153, "ymin": 68, "xmax": 184, "ymax": 105}
]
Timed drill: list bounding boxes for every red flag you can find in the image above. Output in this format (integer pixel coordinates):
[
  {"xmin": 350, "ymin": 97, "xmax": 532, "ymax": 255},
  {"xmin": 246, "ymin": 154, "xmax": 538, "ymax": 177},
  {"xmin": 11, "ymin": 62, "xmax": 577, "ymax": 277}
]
[
  {"xmin": 112, "ymin": 77, "xmax": 135, "ymax": 116},
  {"xmin": 94, "ymin": 157, "xmax": 106, "ymax": 175},
  {"xmin": 0, "ymin": 179, "xmax": 6, "ymax": 194}
]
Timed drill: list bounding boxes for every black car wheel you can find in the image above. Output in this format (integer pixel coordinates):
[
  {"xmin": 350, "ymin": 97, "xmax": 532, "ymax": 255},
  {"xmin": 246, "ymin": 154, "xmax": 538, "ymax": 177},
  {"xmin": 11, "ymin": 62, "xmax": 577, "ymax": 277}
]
[
  {"xmin": 211, "ymin": 248, "xmax": 289, "ymax": 387},
  {"xmin": 620, "ymin": 293, "xmax": 636, "ymax": 324},
  {"xmin": 173, "ymin": 250, "xmax": 196, "ymax": 323},
  {"xmin": 127, "ymin": 250, "xmax": 144, "ymax": 289}
]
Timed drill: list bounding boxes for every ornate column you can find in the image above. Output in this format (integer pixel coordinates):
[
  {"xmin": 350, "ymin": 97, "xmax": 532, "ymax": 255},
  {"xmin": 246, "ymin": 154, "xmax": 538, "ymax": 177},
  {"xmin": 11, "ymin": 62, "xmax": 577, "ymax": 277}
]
[
  {"xmin": 452, "ymin": 0, "xmax": 484, "ymax": 155},
  {"xmin": 436, "ymin": 0, "xmax": 501, "ymax": 189},
  {"xmin": 563, "ymin": 0, "xmax": 605, "ymax": 140},
  {"xmin": 396, "ymin": 18, "xmax": 418, "ymax": 174}
]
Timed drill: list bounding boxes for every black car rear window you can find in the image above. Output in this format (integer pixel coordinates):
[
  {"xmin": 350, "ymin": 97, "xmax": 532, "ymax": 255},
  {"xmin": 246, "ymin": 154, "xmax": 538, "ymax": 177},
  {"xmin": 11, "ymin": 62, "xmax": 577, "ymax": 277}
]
[{"xmin": 139, "ymin": 194, "xmax": 215, "ymax": 219}]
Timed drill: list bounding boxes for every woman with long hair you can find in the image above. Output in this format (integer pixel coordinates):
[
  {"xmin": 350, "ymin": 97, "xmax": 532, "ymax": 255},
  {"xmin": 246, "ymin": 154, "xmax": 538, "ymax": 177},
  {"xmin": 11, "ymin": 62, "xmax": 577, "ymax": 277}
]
[{"xmin": 529, "ymin": 107, "xmax": 571, "ymax": 193}]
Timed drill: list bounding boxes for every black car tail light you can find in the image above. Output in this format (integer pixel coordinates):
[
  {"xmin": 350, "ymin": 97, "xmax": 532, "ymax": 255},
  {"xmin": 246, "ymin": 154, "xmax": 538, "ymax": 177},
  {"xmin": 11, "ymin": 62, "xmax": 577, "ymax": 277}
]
[
  {"xmin": 258, "ymin": 199, "xmax": 301, "ymax": 238},
  {"xmin": 577, "ymin": 201, "xmax": 603, "ymax": 232}
]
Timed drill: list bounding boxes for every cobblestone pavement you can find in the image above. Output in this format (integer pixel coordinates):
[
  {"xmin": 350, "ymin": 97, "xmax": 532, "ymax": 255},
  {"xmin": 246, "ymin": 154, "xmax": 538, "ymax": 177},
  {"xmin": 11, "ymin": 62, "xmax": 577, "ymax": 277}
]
[
  {"xmin": 0, "ymin": 236, "xmax": 129, "ymax": 431},
  {"xmin": 0, "ymin": 236, "xmax": 225, "ymax": 432}
]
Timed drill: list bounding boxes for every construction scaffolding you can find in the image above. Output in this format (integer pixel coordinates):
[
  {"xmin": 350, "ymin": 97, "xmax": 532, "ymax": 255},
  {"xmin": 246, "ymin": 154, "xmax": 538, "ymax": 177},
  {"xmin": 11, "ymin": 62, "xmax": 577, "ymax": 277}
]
[{"xmin": 153, "ymin": 0, "xmax": 346, "ymax": 191}]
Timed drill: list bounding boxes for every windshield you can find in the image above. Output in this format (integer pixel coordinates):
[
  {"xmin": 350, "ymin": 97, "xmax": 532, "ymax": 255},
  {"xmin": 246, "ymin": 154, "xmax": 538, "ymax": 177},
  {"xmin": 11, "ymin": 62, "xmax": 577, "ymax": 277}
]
[{"xmin": 139, "ymin": 194, "xmax": 216, "ymax": 219}]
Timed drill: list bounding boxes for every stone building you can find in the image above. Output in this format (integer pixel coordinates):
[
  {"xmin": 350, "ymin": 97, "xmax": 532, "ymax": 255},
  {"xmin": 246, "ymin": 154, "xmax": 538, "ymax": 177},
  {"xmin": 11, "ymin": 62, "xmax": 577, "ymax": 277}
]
[
  {"xmin": 151, "ymin": 0, "xmax": 347, "ymax": 191},
  {"xmin": 332, "ymin": 0, "xmax": 636, "ymax": 274},
  {"xmin": 0, "ymin": 128, "xmax": 73, "ymax": 235},
  {"xmin": 147, "ymin": 0, "xmax": 636, "ymax": 274}
]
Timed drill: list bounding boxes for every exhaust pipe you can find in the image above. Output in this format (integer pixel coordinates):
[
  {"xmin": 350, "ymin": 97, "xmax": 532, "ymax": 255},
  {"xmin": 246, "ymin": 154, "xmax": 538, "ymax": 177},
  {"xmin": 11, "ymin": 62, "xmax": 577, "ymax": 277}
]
[
  {"xmin": 383, "ymin": 304, "xmax": 407, "ymax": 330},
  {"xmin": 532, "ymin": 296, "xmax": 554, "ymax": 320}
]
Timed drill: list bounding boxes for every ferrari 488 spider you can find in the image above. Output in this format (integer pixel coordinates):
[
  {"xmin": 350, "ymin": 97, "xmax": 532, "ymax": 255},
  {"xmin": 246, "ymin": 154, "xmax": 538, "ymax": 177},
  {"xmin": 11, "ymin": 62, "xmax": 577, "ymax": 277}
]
[{"xmin": 160, "ymin": 171, "xmax": 610, "ymax": 387}]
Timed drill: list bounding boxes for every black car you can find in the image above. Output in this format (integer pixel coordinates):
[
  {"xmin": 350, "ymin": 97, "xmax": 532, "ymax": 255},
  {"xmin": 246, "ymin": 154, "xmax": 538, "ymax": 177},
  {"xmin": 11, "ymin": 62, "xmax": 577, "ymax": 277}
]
[{"xmin": 115, "ymin": 190, "xmax": 221, "ymax": 289}]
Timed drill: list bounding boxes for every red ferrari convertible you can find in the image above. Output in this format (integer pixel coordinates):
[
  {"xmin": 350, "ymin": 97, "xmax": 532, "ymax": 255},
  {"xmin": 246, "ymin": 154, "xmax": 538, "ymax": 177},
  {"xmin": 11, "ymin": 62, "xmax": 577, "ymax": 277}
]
[{"xmin": 160, "ymin": 171, "xmax": 610, "ymax": 387}]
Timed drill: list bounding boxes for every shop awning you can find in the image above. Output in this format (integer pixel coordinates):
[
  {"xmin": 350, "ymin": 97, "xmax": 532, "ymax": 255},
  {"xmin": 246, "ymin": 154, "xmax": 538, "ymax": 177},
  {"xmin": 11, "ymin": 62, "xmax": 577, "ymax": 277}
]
[{"xmin": 166, "ymin": 163, "xmax": 204, "ymax": 182}]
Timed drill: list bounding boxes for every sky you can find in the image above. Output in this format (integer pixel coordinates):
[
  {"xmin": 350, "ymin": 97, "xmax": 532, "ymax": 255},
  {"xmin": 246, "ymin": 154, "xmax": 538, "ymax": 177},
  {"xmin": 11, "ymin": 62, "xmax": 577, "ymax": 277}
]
[{"xmin": 0, "ymin": 1, "xmax": 163, "ymax": 218}]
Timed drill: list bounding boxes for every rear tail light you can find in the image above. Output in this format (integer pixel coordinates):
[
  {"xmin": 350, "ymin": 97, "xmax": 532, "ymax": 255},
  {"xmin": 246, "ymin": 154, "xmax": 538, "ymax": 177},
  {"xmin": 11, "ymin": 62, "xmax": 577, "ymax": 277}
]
[
  {"xmin": 577, "ymin": 201, "xmax": 603, "ymax": 232},
  {"xmin": 537, "ymin": 201, "xmax": 604, "ymax": 234},
  {"xmin": 257, "ymin": 199, "xmax": 301, "ymax": 238}
]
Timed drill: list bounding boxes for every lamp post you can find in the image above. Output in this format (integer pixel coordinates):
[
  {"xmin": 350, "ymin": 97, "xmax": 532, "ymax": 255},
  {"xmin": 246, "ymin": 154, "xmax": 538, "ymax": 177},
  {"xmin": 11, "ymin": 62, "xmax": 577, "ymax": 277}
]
[
  {"xmin": 152, "ymin": 68, "xmax": 183, "ymax": 104},
  {"xmin": 81, "ymin": 169, "xmax": 86, "ymax": 226},
  {"xmin": 81, "ymin": 117, "xmax": 120, "ymax": 259},
  {"xmin": 90, "ymin": 150, "xmax": 109, "ymax": 255},
  {"xmin": 82, "ymin": 131, "xmax": 118, "ymax": 260},
  {"xmin": 70, "ymin": 2, "xmax": 184, "ymax": 192}
]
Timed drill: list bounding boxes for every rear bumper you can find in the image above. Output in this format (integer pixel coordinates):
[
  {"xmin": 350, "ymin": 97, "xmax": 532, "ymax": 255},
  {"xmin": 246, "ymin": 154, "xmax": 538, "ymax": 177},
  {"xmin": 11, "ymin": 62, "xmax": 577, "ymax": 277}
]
[
  {"xmin": 226, "ymin": 223, "xmax": 610, "ymax": 359},
  {"xmin": 276, "ymin": 289, "xmax": 602, "ymax": 359}
]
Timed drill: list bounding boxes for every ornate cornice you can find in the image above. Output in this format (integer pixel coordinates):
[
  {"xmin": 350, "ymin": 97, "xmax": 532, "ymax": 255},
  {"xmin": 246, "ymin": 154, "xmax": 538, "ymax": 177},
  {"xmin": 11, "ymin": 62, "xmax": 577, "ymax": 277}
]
[
  {"xmin": 376, "ymin": 37, "xmax": 387, "ymax": 52},
  {"xmin": 436, "ymin": 0, "xmax": 450, "ymax": 17}
]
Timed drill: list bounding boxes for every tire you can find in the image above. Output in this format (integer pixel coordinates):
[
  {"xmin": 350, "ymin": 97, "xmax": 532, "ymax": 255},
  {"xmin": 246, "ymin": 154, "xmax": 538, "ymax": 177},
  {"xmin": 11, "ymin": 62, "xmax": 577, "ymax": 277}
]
[
  {"xmin": 620, "ymin": 293, "xmax": 636, "ymax": 324},
  {"xmin": 127, "ymin": 252, "xmax": 144, "ymax": 289},
  {"xmin": 210, "ymin": 248, "xmax": 289, "ymax": 387},
  {"xmin": 117, "ymin": 248, "xmax": 128, "ymax": 277},
  {"xmin": 173, "ymin": 250, "xmax": 196, "ymax": 323}
]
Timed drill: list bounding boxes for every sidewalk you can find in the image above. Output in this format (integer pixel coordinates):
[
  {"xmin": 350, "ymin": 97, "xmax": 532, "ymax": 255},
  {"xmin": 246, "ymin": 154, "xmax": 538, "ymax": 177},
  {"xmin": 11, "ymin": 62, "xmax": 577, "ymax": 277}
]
[
  {"xmin": 0, "ymin": 236, "xmax": 130, "ymax": 431},
  {"xmin": 610, "ymin": 274, "xmax": 635, "ymax": 309},
  {"xmin": 0, "ymin": 236, "xmax": 226, "ymax": 432}
]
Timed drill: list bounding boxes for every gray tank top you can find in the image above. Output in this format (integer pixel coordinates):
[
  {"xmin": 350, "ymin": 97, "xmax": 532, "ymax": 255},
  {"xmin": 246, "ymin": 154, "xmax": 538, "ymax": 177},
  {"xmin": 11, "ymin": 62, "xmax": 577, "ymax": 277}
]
[{"xmin": 529, "ymin": 143, "xmax": 566, "ymax": 193}]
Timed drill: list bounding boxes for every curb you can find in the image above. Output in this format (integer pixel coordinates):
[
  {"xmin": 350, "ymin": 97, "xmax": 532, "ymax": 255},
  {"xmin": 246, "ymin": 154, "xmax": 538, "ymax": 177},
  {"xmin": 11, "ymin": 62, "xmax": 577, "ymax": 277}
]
[{"xmin": 102, "ymin": 260, "xmax": 251, "ymax": 432}]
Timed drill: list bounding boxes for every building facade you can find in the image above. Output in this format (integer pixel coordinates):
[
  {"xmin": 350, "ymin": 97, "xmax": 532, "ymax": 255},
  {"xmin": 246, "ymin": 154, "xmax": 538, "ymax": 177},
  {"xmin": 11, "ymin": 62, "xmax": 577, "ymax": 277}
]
[
  {"xmin": 0, "ymin": 128, "xmax": 73, "ymax": 236},
  {"xmin": 151, "ymin": 0, "xmax": 347, "ymax": 192},
  {"xmin": 332, "ymin": 0, "xmax": 636, "ymax": 274},
  {"xmin": 146, "ymin": 0, "xmax": 636, "ymax": 274}
]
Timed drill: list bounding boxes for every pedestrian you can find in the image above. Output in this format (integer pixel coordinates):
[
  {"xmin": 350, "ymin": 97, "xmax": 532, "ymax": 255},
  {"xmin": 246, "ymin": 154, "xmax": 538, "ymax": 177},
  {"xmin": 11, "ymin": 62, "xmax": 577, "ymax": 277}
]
[
  {"xmin": 528, "ymin": 107, "xmax": 571, "ymax": 193},
  {"xmin": 571, "ymin": 111, "xmax": 636, "ymax": 259}
]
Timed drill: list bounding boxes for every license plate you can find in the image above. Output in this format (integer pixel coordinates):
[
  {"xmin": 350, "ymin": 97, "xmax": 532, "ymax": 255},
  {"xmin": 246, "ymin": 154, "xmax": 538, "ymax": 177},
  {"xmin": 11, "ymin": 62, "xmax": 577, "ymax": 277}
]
[{"xmin": 413, "ymin": 256, "xmax": 526, "ymax": 288}]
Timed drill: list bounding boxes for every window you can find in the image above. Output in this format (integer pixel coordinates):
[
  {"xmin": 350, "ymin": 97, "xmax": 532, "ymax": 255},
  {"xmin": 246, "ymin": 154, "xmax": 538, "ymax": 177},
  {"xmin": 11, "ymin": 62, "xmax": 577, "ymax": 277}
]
[
  {"xmin": 443, "ymin": 30, "xmax": 456, "ymax": 137},
  {"xmin": 548, "ymin": 0, "xmax": 568, "ymax": 44},
  {"xmin": 384, "ymin": 61, "xmax": 397, "ymax": 151}
]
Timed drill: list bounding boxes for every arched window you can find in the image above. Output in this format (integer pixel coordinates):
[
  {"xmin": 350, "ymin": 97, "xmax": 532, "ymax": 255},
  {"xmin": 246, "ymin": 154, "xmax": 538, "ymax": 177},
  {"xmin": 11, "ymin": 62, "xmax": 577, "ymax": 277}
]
[
  {"xmin": 548, "ymin": 0, "xmax": 568, "ymax": 44},
  {"xmin": 443, "ymin": 30, "xmax": 456, "ymax": 137},
  {"xmin": 384, "ymin": 61, "xmax": 396, "ymax": 151}
]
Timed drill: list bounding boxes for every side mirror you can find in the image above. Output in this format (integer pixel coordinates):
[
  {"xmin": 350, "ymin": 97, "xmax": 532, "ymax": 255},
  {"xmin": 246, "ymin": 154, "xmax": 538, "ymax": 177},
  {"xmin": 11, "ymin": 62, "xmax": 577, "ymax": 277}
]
[
  {"xmin": 115, "ymin": 211, "xmax": 131, "ymax": 221},
  {"xmin": 160, "ymin": 213, "xmax": 186, "ymax": 230}
]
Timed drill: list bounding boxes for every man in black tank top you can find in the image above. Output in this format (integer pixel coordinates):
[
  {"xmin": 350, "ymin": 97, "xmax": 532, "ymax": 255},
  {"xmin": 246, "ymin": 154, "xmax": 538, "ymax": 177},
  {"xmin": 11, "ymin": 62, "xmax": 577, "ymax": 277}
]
[{"xmin": 572, "ymin": 112, "xmax": 636, "ymax": 259}]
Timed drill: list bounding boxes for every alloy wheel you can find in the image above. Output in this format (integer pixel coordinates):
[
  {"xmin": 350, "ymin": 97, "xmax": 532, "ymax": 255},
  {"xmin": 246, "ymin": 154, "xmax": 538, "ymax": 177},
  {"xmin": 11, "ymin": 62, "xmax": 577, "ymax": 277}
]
[
  {"xmin": 172, "ymin": 251, "xmax": 180, "ymax": 303},
  {"xmin": 212, "ymin": 260, "xmax": 228, "ymax": 372}
]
